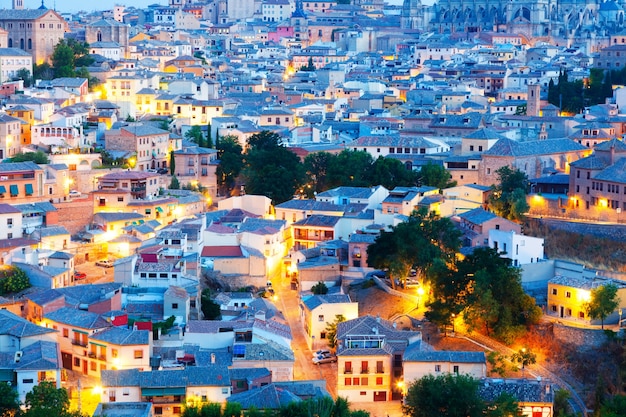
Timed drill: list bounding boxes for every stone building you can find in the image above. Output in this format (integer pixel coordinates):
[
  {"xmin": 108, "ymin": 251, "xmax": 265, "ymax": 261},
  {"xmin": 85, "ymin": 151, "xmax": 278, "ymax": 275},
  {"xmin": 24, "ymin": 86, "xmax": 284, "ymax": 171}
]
[
  {"xmin": 0, "ymin": 6, "xmax": 68, "ymax": 64},
  {"xmin": 85, "ymin": 19, "xmax": 129, "ymax": 59}
]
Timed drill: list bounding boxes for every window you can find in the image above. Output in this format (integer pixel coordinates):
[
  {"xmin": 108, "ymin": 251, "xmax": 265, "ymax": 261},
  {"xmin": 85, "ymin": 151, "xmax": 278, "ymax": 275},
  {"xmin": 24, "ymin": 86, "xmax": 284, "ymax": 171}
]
[
  {"xmin": 155, "ymin": 407, "xmax": 163, "ymax": 415},
  {"xmin": 134, "ymin": 350, "xmax": 143, "ymax": 359},
  {"xmin": 91, "ymin": 361, "xmax": 97, "ymax": 371},
  {"xmin": 376, "ymin": 377, "xmax": 383, "ymax": 385},
  {"xmin": 435, "ymin": 365, "xmax": 441, "ymax": 372},
  {"xmin": 579, "ymin": 311, "xmax": 585, "ymax": 319},
  {"xmin": 318, "ymin": 314, "xmax": 324, "ymax": 322},
  {"xmin": 74, "ymin": 357, "xmax": 80, "ymax": 367},
  {"xmin": 552, "ymin": 288, "xmax": 557, "ymax": 295},
  {"xmin": 361, "ymin": 377, "xmax": 368, "ymax": 385},
  {"xmin": 453, "ymin": 365, "xmax": 459, "ymax": 374},
  {"xmin": 566, "ymin": 291, "xmax": 571, "ymax": 298},
  {"xmin": 345, "ymin": 378, "xmax": 352, "ymax": 385},
  {"xmin": 117, "ymin": 197, "xmax": 124, "ymax": 202},
  {"xmin": 352, "ymin": 378, "xmax": 360, "ymax": 385},
  {"xmin": 23, "ymin": 378, "xmax": 34, "ymax": 384},
  {"xmin": 222, "ymin": 388, "xmax": 229, "ymax": 394},
  {"xmin": 112, "ymin": 349, "xmax": 118, "ymax": 358},
  {"xmin": 63, "ymin": 328, "xmax": 68, "ymax": 338},
  {"xmin": 172, "ymin": 303, "xmax": 179, "ymax": 309}
]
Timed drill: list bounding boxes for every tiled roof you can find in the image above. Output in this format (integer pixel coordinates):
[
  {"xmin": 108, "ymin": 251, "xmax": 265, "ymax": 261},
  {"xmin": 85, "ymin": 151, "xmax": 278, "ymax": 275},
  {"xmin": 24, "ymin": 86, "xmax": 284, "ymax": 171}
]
[
  {"xmin": 404, "ymin": 349, "xmax": 485, "ymax": 363},
  {"xmin": 201, "ymin": 245, "xmax": 243, "ymax": 257},
  {"xmin": 457, "ymin": 207, "xmax": 497, "ymax": 225},
  {"xmin": 549, "ymin": 275, "xmax": 624, "ymax": 290},
  {"xmin": 302, "ymin": 294, "xmax": 352, "ymax": 311},
  {"xmin": 44, "ymin": 307, "xmax": 111, "ymax": 330},
  {"xmin": 593, "ymin": 157, "xmax": 626, "ymax": 183},
  {"xmin": 350, "ymin": 135, "xmax": 437, "ymax": 148},
  {"xmin": 292, "ymin": 214, "xmax": 340, "ymax": 227},
  {"xmin": 226, "ymin": 384, "xmax": 301, "ymax": 409},
  {"xmin": 90, "ymin": 327, "xmax": 150, "ymax": 346},
  {"xmin": 569, "ymin": 155, "xmax": 610, "ymax": 170},
  {"xmin": 0, "ymin": 9, "xmax": 49, "ymax": 19},
  {"xmin": 316, "ymin": 186, "xmax": 379, "ymax": 200},
  {"xmin": 483, "ymin": 138, "xmax": 586, "ymax": 157},
  {"xmin": 479, "ymin": 379, "xmax": 553, "ymax": 404},
  {"xmin": 0, "ymin": 310, "xmax": 56, "ymax": 338},
  {"xmin": 0, "ymin": 161, "xmax": 42, "ymax": 173}
]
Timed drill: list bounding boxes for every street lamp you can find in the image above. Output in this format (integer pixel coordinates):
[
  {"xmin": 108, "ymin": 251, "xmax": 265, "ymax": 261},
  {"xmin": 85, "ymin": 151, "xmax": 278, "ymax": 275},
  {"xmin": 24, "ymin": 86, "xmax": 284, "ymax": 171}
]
[
  {"xmin": 416, "ymin": 286, "xmax": 424, "ymax": 308},
  {"xmin": 451, "ymin": 313, "xmax": 456, "ymax": 335}
]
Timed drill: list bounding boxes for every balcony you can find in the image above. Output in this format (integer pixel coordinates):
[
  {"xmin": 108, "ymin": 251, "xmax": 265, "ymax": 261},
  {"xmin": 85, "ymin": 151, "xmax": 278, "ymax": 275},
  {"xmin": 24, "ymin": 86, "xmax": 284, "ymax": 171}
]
[
  {"xmin": 88, "ymin": 352, "xmax": 97, "ymax": 359},
  {"xmin": 344, "ymin": 369, "xmax": 352, "ymax": 374},
  {"xmin": 360, "ymin": 368, "xmax": 369, "ymax": 374},
  {"xmin": 99, "ymin": 355, "xmax": 107, "ymax": 361},
  {"xmin": 376, "ymin": 368, "xmax": 385, "ymax": 374},
  {"xmin": 131, "ymin": 186, "xmax": 146, "ymax": 192},
  {"xmin": 72, "ymin": 340, "xmax": 88, "ymax": 347}
]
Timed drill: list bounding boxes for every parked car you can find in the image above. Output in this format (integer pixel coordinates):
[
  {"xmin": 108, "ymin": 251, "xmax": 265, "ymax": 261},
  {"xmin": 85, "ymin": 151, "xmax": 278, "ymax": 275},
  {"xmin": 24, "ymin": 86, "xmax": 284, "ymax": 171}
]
[
  {"xmin": 96, "ymin": 259, "xmax": 114, "ymax": 268},
  {"xmin": 312, "ymin": 353, "xmax": 337, "ymax": 364},
  {"xmin": 69, "ymin": 190, "xmax": 81, "ymax": 198},
  {"xmin": 313, "ymin": 349, "xmax": 331, "ymax": 359},
  {"xmin": 157, "ymin": 168, "xmax": 169, "ymax": 175},
  {"xmin": 74, "ymin": 271, "xmax": 87, "ymax": 280}
]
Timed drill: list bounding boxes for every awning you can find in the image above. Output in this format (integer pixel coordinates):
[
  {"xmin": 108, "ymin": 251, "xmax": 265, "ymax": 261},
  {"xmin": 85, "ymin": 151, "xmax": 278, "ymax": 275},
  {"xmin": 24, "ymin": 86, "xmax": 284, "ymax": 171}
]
[
  {"xmin": 25, "ymin": 184, "xmax": 33, "ymax": 196},
  {"xmin": 0, "ymin": 186, "xmax": 5, "ymax": 194},
  {"xmin": 155, "ymin": 207, "xmax": 164, "ymax": 213},
  {"xmin": 9, "ymin": 185, "xmax": 18, "ymax": 196},
  {"xmin": 141, "ymin": 387, "xmax": 186, "ymax": 396}
]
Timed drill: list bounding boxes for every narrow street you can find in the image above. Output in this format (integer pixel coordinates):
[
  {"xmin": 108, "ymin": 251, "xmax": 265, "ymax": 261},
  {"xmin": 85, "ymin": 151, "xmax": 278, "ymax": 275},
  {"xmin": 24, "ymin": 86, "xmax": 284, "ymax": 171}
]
[{"xmin": 275, "ymin": 269, "xmax": 338, "ymax": 397}]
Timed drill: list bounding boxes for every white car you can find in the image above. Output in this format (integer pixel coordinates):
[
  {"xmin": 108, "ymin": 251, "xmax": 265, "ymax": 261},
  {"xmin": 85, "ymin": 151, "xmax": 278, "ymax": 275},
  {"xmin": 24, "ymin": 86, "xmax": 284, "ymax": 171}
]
[
  {"xmin": 69, "ymin": 190, "xmax": 81, "ymax": 198},
  {"xmin": 96, "ymin": 259, "xmax": 114, "ymax": 268},
  {"xmin": 312, "ymin": 349, "xmax": 331, "ymax": 359},
  {"xmin": 312, "ymin": 353, "xmax": 337, "ymax": 364}
]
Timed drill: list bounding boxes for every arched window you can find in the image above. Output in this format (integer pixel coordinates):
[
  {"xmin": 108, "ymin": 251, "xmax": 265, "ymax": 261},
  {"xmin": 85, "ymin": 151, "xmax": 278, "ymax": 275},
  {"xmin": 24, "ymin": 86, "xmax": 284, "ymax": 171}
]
[
  {"xmin": 8, "ymin": 38, "xmax": 12, "ymax": 47},
  {"xmin": 97, "ymin": 31, "xmax": 102, "ymax": 42},
  {"xmin": 27, "ymin": 38, "xmax": 32, "ymax": 49},
  {"xmin": 20, "ymin": 38, "xmax": 24, "ymax": 49}
]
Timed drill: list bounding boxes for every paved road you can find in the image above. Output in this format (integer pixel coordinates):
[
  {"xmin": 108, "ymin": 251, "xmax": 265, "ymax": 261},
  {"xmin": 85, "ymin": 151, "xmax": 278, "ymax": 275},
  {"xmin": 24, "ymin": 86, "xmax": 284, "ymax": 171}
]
[{"xmin": 275, "ymin": 268, "xmax": 338, "ymax": 396}]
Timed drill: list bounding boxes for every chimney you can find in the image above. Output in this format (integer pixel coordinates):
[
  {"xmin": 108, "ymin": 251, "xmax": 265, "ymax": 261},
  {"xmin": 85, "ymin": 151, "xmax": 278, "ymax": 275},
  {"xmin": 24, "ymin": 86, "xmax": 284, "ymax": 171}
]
[{"xmin": 211, "ymin": 353, "xmax": 216, "ymax": 364}]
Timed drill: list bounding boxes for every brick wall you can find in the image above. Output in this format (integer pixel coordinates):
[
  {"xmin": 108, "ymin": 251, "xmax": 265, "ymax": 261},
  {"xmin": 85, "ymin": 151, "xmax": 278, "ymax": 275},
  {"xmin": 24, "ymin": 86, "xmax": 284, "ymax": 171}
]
[{"xmin": 53, "ymin": 197, "xmax": 95, "ymax": 236}]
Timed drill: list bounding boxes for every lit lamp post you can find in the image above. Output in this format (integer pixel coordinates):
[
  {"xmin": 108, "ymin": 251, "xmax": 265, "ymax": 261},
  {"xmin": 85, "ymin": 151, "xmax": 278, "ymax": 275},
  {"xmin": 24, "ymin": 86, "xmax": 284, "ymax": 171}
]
[
  {"xmin": 619, "ymin": 309, "xmax": 623, "ymax": 329},
  {"xmin": 416, "ymin": 287, "xmax": 424, "ymax": 309},
  {"xmin": 397, "ymin": 380, "xmax": 406, "ymax": 400},
  {"xmin": 451, "ymin": 313, "xmax": 456, "ymax": 335}
]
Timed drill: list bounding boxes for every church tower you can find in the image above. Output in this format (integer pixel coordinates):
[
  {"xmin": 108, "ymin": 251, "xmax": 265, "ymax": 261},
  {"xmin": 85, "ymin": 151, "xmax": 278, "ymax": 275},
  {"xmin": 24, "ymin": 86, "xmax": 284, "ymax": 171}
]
[
  {"xmin": 526, "ymin": 84, "xmax": 541, "ymax": 117},
  {"xmin": 12, "ymin": 0, "xmax": 24, "ymax": 10}
]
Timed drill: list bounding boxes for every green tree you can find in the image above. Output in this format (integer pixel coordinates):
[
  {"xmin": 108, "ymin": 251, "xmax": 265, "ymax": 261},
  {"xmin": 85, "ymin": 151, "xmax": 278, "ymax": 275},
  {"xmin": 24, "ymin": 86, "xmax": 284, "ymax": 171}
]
[
  {"xmin": 488, "ymin": 166, "xmax": 529, "ymax": 222},
  {"xmin": 301, "ymin": 57, "xmax": 316, "ymax": 71},
  {"xmin": 242, "ymin": 131, "xmax": 305, "ymax": 204},
  {"xmin": 0, "ymin": 266, "xmax": 30, "ymax": 295},
  {"xmin": 170, "ymin": 175, "xmax": 181, "ymax": 190},
  {"xmin": 510, "ymin": 347, "xmax": 537, "ymax": 376},
  {"xmin": 207, "ymin": 123, "xmax": 213, "ymax": 148},
  {"xmin": 599, "ymin": 395, "xmax": 626, "ymax": 417},
  {"xmin": 332, "ymin": 397, "xmax": 350, "ymax": 417},
  {"xmin": 459, "ymin": 248, "xmax": 541, "ymax": 342},
  {"xmin": 325, "ymin": 314, "xmax": 346, "ymax": 349},
  {"xmin": 419, "ymin": 162, "xmax": 457, "ymax": 189},
  {"xmin": 0, "ymin": 381, "xmax": 20, "ymax": 417},
  {"xmin": 170, "ymin": 151, "xmax": 176, "ymax": 175},
  {"xmin": 14, "ymin": 67, "xmax": 33, "ymax": 87},
  {"xmin": 303, "ymin": 151, "xmax": 334, "ymax": 194},
  {"xmin": 6, "ymin": 151, "xmax": 49, "ymax": 164},
  {"xmin": 51, "ymin": 40, "xmax": 75, "ymax": 78},
  {"xmin": 201, "ymin": 288, "xmax": 221, "ymax": 320},
  {"xmin": 217, "ymin": 135, "xmax": 244, "ymax": 196},
  {"xmin": 584, "ymin": 283, "xmax": 621, "ymax": 329},
  {"xmin": 369, "ymin": 157, "xmax": 419, "ymax": 190},
  {"xmin": 23, "ymin": 381, "xmax": 74, "ymax": 417},
  {"xmin": 223, "ymin": 402, "xmax": 241, "ymax": 417},
  {"xmin": 553, "ymin": 389, "xmax": 572, "ymax": 417},
  {"xmin": 485, "ymin": 393, "xmax": 522, "ymax": 417},
  {"xmin": 403, "ymin": 374, "xmax": 484, "ymax": 417},
  {"xmin": 33, "ymin": 62, "xmax": 53, "ymax": 80},
  {"xmin": 311, "ymin": 281, "xmax": 329, "ymax": 295},
  {"xmin": 326, "ymin": 150, "xmax": 373, "ymax": 189},
  {"xmin": 367, "ymin": 207, "xmax": 461, "ymax": 289},
  {"xmin": 486, "ymin": 351, "xmax": 510, "ymax": 377},
  {"xmin": 185, "ymin": 125, "xmax": 205, "ymax": 148}
]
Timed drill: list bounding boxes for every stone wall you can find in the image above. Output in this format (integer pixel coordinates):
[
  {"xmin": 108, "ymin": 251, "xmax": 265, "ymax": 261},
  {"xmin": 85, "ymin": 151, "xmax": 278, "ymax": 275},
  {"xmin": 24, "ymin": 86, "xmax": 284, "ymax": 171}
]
[
  {"xmin": 53, "ymin": 197, "xmax": 95, "ymax": 235},
  {"xmin": 552, "ymin": 323, "xmax": 609, "ymax": 348}
]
